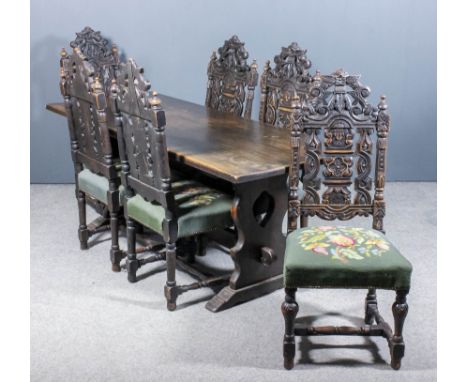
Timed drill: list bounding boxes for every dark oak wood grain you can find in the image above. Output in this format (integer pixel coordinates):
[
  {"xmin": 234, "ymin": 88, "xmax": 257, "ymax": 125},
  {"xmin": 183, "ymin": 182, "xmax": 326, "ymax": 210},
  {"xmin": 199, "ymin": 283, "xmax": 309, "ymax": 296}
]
[{"xmin": 47, "ymin": 94, "xmax": 292, "ymax": 184}]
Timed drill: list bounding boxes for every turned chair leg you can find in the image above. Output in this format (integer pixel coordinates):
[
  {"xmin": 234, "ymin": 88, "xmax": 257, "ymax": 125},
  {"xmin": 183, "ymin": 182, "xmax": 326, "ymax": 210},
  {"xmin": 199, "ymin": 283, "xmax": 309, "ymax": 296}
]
[
  {"xmin": 281, "ymin": 287, "xmax": 298, "ymax": 370},
  {"xmin": 126, "ymin": 218, "xmax": 138, "ymax": 283},
  {"xmin": 390, "ymin": 289, "xmax": 409, "ymax": 370},
  {"xmin": 77, "ymin": 190, "xmax": 89, "ymax": 250},
  {"xmin": 364, "ymin": 288, "xmax": 377, "ymax": 324},
  {"xmin": 164, "ymin": 242, "xmax": 177, "ymax": 311},
  {"xmin": 108, "ymin": 185, "xmax": 122, "ymax": 273},
  {"xmin": 109, "ymin": 210, "xmax": 122, "ymax": 272}
]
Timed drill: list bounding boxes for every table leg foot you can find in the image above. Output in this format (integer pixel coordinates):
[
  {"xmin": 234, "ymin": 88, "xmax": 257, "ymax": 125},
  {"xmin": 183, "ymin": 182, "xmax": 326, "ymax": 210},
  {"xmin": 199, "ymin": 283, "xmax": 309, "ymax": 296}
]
[{"xmin": 205, "ymin": 274, "xmax": 283, "ymax": 312}]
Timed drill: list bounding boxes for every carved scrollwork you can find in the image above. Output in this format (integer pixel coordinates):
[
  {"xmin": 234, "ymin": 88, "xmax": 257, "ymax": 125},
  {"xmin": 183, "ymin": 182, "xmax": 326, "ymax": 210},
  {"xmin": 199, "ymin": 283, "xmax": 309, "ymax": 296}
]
[
  {"xmin": 205, "ymin": 36, "xmax": 258, "ymax": 119},
  {"xmin": 70, "ymin": 27, "xmax": 120, "ymax": 91},
  {"xmin": 354, "ymin": 128, "xmax": 373, "ymax": 205},
  {"xmin": 286, "ymin": 68, "xmax": 390, "ymax": 224},
  {"xmin": 303, "ymin": 69, "xmax": 378, "ymax": 124}
]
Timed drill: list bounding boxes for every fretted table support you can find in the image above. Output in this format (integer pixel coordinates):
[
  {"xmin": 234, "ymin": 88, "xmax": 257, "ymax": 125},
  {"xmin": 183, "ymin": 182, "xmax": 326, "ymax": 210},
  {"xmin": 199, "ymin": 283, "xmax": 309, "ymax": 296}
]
[{"xmin": 206, "ymin": 173, "xmax": 288, "ymax": 312}]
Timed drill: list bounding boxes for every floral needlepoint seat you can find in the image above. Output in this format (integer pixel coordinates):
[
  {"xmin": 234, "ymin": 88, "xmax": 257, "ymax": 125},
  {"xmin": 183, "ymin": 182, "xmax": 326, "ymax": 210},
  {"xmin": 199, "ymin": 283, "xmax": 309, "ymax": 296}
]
[{"xmin": 284, "ymin": 226, "xmax": 412, "ymax": 290}]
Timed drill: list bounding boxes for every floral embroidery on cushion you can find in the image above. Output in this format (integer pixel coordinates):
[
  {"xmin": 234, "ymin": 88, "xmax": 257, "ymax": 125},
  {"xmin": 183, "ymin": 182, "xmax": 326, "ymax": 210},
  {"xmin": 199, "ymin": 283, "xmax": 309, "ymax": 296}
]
[
  {"xmin": 298, "ymin": 226, "xmax": 390, "ymax": 263},
  {"xmin": 178, "ymin": 192, "xmax": 224, "ymax": 209},
  {"xmin": 175, "ymin": 186, "xmax": 213, "ymax": 201},
  {"xmin": 172, "ymin": 179, "xmax": 227, "ymax": 210}
]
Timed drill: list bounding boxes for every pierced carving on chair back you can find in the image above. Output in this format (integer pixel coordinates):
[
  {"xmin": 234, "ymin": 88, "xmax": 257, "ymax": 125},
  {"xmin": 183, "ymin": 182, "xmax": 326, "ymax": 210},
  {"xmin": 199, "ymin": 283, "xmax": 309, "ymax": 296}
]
[
  {"xmin": 60, "ymin": 47, "xmax": 113, "ymax": 173},
  {"xmin": 70, "ymin": 27, "xmax": 120, "ymax": 92},
  {"xmin": 259, "ymin": 42, "xmax": 313, "ymax": 128},
  {"xmin": 287, "ymin": 69, "xmax": 390, "ymax": 233},
  {"xmin": 110, "ymin": 59, "xmax": 173, "ymax": 209},
  {"xmin": 205, "ymin": 35, "xmax": 258, "ymax": 119}
]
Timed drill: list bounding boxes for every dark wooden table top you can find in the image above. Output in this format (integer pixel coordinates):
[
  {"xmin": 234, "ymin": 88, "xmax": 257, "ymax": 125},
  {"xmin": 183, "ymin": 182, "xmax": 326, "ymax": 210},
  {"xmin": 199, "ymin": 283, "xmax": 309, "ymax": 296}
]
[{"xmin": 46, "ymin": 95, "xmax": 292, "ymax": 184}]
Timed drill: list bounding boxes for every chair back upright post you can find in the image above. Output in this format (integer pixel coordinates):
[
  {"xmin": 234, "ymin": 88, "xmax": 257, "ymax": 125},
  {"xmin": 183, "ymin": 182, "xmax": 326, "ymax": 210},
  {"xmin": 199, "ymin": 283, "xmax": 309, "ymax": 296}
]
[
  {"xmin": 110, "ymin": 59, "xmax": 178, "ymax": 243},
  {"xmin": 259, "ymin": 42, "xmax": 312, "ymax": 128},
  {"xmin": 287, "ymin": 69, "xmax": 391, "ymax": 234},
  {"xmin": 205, "ymin": 35, "xmax": 258, "ymax": 119}
]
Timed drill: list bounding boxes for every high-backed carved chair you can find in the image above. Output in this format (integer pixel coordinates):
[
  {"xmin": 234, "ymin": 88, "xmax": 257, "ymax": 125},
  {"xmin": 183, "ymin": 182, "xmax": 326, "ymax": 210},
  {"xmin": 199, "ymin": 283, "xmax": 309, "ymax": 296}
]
[
  {"xmin": 110, "ymin": 59, "xmax": 235, "ymax": 310},
  {"xmin": 259, "ymin": 42, "xmax": 312, "ymax": 127},
  {"xmin": 281, "ymin": 70, "xmax": 412, "ymax": 370},
  {"xmin": 60, "ymin": 47, "xmax": 123, "ymax": 271},
  {"xmin": 205, "ymin": 35, "xmax": 258, "ymax": 119}
]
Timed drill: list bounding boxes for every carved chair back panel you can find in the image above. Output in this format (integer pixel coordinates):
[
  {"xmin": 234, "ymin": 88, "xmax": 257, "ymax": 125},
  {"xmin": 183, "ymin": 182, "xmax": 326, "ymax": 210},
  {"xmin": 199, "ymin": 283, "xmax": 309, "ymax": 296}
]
[
  {"xmin": 205, "ymin": 35, "xmax": 258, "ymax": 119},
  {"xmin": 70, "ymin": 27, "xmax": 120, "ymax": 93},
  {"xmin": 111, "ymin": 59, "xmax": 173, "ymax": 208},
  {"xmin": 60, "ymin": 48, "xmax": 113, "ymax": 173},
  {"xmin": 70, "ymin": 97, "xmax": 108, "ymax": 162},
  {"xmin": 259, "ymin": 43, "xmax": 312, "ymax": 128},
  {"xmin": 287, "ymin": 70, "xmax": 390, "ymax": 232}
]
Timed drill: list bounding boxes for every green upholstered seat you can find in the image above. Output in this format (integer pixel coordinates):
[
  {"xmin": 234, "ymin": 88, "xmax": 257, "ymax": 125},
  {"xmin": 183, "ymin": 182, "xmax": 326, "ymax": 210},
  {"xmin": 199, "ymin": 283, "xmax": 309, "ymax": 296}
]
[
  {"xmin": 284, "ymin": 226, "xmax": 412, "ymax": 290},
  {"xmin": 126, "ymin": 180, "xmax": 233, "ymax": 238},
  {"xmin": 77, "ymin": 169, "xmax": 124, "ymax": 205}
]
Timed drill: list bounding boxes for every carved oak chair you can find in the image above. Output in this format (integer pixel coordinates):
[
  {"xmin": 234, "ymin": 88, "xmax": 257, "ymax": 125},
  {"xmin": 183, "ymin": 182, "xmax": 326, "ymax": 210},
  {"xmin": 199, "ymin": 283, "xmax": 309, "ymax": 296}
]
[
  {"xmin": 205, "ymin": 35, "xmax": 258, "ymax": 119},
  {"xmin": 281, "ymin": 70, "xmax": 413, "ymax": 370},
  {"xmin": 259, "ymin": 42, "xmax": 313, "ymax": 128},
  {"xmin": 110, "ymin": 59, "xmax": 234, "ymax": 311},
  {"xmin": 59, "ymin": 47, "xmax": 124, "ymax": 271}
]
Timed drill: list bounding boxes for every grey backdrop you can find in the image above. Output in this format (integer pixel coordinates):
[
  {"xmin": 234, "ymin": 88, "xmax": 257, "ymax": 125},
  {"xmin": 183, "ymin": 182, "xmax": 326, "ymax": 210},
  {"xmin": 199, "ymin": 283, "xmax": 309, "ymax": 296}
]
[{"xmin": 31, "ymin": 0, "xmax": 436, "ymax": 183}]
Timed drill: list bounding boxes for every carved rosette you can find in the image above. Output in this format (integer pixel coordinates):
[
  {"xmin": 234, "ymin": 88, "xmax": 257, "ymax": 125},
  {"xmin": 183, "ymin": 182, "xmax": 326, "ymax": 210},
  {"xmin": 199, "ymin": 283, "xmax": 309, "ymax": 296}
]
[{"xmin": 205, "ymin": 36, "xmax": 258, "ymax": 118}]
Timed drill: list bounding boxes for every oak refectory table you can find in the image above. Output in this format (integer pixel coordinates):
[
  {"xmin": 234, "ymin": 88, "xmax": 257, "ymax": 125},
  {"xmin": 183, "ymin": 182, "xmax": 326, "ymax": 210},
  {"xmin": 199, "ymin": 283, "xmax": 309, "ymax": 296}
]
[{"xmin": 46, "ymin": 94, "xmax": 292, "ymax": 312}]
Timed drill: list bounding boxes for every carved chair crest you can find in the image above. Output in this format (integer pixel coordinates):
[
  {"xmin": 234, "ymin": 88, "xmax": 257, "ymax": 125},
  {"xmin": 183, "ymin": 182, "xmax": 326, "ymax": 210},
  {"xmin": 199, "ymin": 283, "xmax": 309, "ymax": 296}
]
[
  {"xmin": 70, "ymin": 27, "xmax": 120, "ymax": 92},
  {"xmin": 60, "ymin": 47, "xmax": 114, "ymax": 172},
  {"xmin": 110, "ymin": 59, "xmax": 172, "ymax": 206},
  {"xmin": 205, "ymin": 35, "xmax": 258, "ymax": 119},
  {"xmin": 259, "ymin": 42, "xmax": 313, "ymax": 127},
  {"xmin": 287, "ymin": 69, "xmax": 390, "ymax": 233}
]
